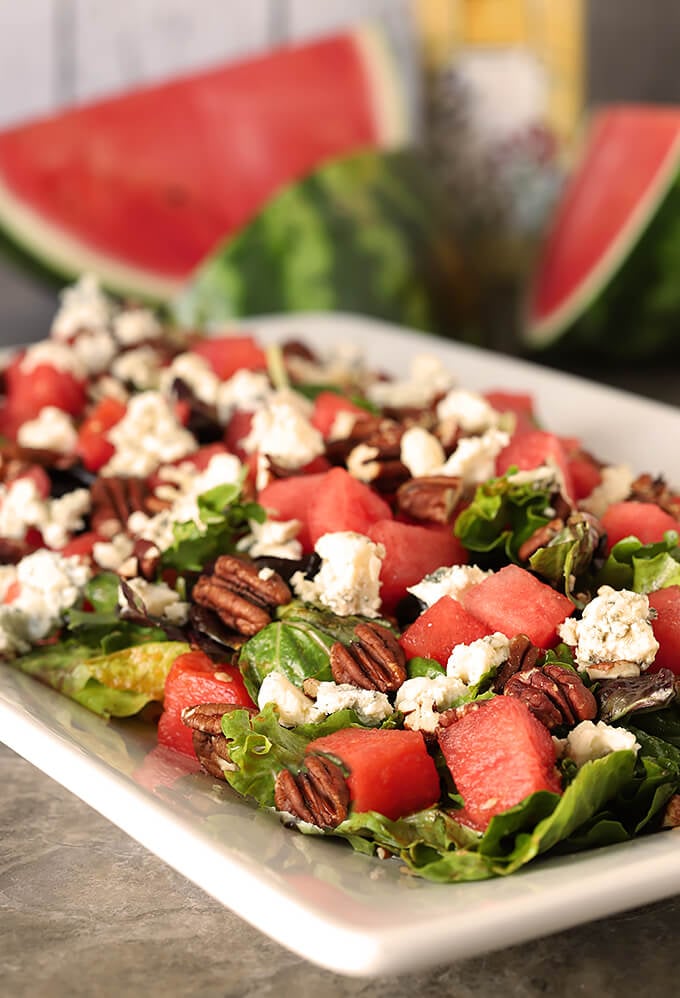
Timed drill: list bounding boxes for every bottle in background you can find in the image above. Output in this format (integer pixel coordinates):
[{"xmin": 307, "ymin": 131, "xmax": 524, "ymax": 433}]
[{"xmin": 413, "ymin": 0, "xmax": 585, "ymax": 349}]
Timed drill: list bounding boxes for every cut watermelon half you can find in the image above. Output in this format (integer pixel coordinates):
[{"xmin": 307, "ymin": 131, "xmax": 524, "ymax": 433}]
[
  {"xmin": 0, "ymin": 24, "xmax": 412, "ymax": 302},
  {"xmin": 524, "ymin": 105, "xmax": 680, "ymax": 355}
]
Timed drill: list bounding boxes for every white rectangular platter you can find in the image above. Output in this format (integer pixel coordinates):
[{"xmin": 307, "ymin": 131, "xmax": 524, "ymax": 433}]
[{"xmin": 2, "ymin": 312, "xmax": 680, "ymax": 978}]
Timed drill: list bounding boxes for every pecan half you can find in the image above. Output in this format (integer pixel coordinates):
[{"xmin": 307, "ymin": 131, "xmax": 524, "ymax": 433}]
[
  {"xmin": 274, "ymin": 754, "xmax": 350, "ymax": 829},
  {"xmin": 330, "ymin": 621, "xmax": 407, "ymax": 693},
  {"xmin": 90, "ymin": 475, "xmax": 159, "ymax": 537},
  {"xmin": 344, "ymin": 421, "xmax": 409, "ymax": 493},
  {"xmin": 182, "ymin": 701, "xmax": 256, "ymax": 780},
  {"xmin": 493, "ymin": 633, "xmax": 543, "ymax": 692},
  {"xmin": 503, "ymin": 662, "xmax": 597, "ymax": 731},
  {"xmin": 192, "ymin": 554, "xmax": 291, "ymax": 637},
  {"xmin": 517, "ymin": 517, "xmax": 565, "ymax": 562},
  {"xmin": 396, "ymin": 475, "xmax": 465, "ymax": 524},
  {"xmin": 662, "ymin": 794, "xmax": 680, "ymax": 829}
]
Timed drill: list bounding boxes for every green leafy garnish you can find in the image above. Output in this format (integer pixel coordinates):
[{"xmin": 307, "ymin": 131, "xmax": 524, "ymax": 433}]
[
  {"xmin": 161, "ymin": 481, "xmax": 265, "ymax": 573},
  {"xmin": 597, "ymin": 530, "xmax": 680, "ymax": 593}
]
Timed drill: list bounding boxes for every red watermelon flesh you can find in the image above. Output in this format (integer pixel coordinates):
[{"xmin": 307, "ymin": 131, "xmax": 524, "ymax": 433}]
[
  {"xmin": 307, "ymin": 467, "xmax": 392, "ymax": 547},
  {"xmin": 495, "ymin": 429, "xmax": 575, "ymax": 503},
  {"xmin": 526, "ymin": 105, "xmax": 680, "ymax": 348},
  {"xmin": 399, "ymin": 595, "xmax": 492, "ymax": 666},
  {"xmin": 438, "ymin": 695, "xmax": 561, "ymax": 831},
  {"xmin": 648, "ymin": 586, "xmax": 680, "ymax": 674},
  {"xmin": 462, "ymin": 564, "xmax": 574, "ymax": 649},
  {"xmin": 366, "ymin": 520, "xmax": 469, "ymax": 613},
  {"xmin": 600, "ymin": 500, "xmax": 680, "ymax": 553},
  {"xmin": 0, "ymin": 26, "xmax": 409, "ymax": 298},
  {"xmin": 307, "ymin": 727, "xmax": 440, "ymax": 821}
]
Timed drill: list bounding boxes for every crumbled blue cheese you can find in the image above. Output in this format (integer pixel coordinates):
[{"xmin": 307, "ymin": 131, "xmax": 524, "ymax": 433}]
[
  {"xmin": 257, "ymin": 672, "xmax": 393, "ymax": 727},
  {"xmin": 400, "ymin": 426, "xmax": 446, "ymax": 478},
  {"xmin": 439, "ymin": 428, "xmax": 510, "ymax": 485},
  {"xmin": 291, "ymin": 531, "xmax": 384, "ymax": 618},
  {"xmin": 447, "ymin": 632, "xmax": 510, "ymax": 685},
  {"xmin": 257, "ymin": 672, "xmax": 320, "ymax": 726},
  {"xmin": 436, "ymin": 388, "xmax": 501, "ymax": 435},
  {"xmin": 120, "ymin": 577, "xmax": 189, "ymax": 625},
  {"xmin": 50, "ymin": 273, "xmax": 114, "ymax": 341},
  {"xmin": 313, "ymin": 681, "xmax": 393, "ymax": 725},
  {"xmin": 11, "ymin": 549, "xmax": 91, "ymax": 643},
  {"xmin": 237, "ymin": 517, "xmax": 302, "ymax": 560},
  {"xmin": 555, "ymin": 720, "xmax": 640, "ymax": 768},
  {"xmin": 558, "ymin": 585, "xmax": 659, "ymax": 679},
  {"xmin": 395, "ymin": 674, "xmax": 469, "ymax": 732},
  {"xmin": 408, "ymin": 564, "xmax": 493, "ymax": 607},
  {"xmin": 346, "ymin": 443, "xmax": 381, "ymax": 483},
  {"xmin": 159, "ymin": 351, "xmax": 220, "ymax": 408},
  {"xmin": 111, "ymin": 346, "xmax": 162, "ymax": 390},
  {"xmin": 216, "ymin": 370, "xmax": 273, "ymax": 423},
  {"xmin": 580, "ymin": 464, "xmax": 635, "ymax": 518},
  {"xmin": 17, "ymin": 407, "xmax": 78, "ymax": 454},
  {"xmin": 242, "ymin": 392, "xmax": 323, "ymax": 469},
  {"xmin": 70, "ymin": 328, "xmax": 117, "ymax": 376},
  {"xmin": 20, "ymin": 340, "xmax": 86, "ymax": 380},
  {"xmin": 113, "ymin": 307, "xmax": 162, "ymax": 346},
  {"xmin": 128, "ymin": 451, "xmax": 243, "ymax": 553},
  {"xmin": 0, "ymin": 477, "xmax": 90, "ymax": 549},
  {"xmin": 92, "ymin": 534, "xmax": 135, "ymax": 572},
  {"xmin": 102, "ymin": 391, "xmax": 197, "ymax": 478},
  {"xmin": 328, "ymin": 409, "xmax": 361, "ymax": 442},
  {"xmin": 366, "ymin": 354, "xmax": 455, "ymax": 410}
]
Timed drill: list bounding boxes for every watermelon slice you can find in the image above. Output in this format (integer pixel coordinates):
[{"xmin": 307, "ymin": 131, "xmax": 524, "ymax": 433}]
[
  {"xmin": 0, "ymin": 25, "xmax": 411, "ymax": 301},
  {"xmin": 524, "ymin": 105, "xmax": 680, "ymax": 360}
]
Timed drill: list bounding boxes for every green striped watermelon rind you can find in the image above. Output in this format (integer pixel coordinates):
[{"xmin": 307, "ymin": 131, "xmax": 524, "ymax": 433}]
[
  {"xmin": 523, "ymin": 113, "xmax": 680, "ymax": 360},
  {"xmin": 0, "ymin": 23, "xmax": 413, "ymax": 306},
  {"xmin": 172, "ymin": 148, "xmax": 463, "ymax": 336}
]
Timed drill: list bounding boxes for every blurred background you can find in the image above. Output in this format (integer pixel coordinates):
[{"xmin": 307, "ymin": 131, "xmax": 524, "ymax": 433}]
[{"xmin": 2, "ymin": 0, "xmax": 680, "ymax": 387}]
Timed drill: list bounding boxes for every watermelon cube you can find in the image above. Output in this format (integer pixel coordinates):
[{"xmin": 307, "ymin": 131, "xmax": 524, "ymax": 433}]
[
  {"xmin": 399, "ymin": 595, "xmax": 491, "ymax": 666},
  {"xmin": 366, "ymin": 520, "xmax": 468, "ymax": 614},
  {"xmin": 495, "ymin": 429, "xmax": 575, "ymax": 503},
  {"xmin": 307, "ymin": 467, "xmax": 392, "ymax": 547},
  {"xmin": 648, "ymin": 586, "xmax": 680, "ymax": 674},
  {"xmin": 600, "ymin": 501, "xmax": 680, "ymax": 553},
  {"xmin": 438, "ymin": 695, "xmax": 561, "ymax": 830},
  {"xmin": 462, "ymin": 564, "xmax": 574, "ymax": 648},
  {"xmin": 307, "ymin": 727, "xmax": 440, "ymax": 821},
  {"xmin": 257, "ymin": 471, "xmax": 329, "ymax": 553},
  {"xmin": 310, "ymin": 391, "xmax": 366, "ymax": 437}
]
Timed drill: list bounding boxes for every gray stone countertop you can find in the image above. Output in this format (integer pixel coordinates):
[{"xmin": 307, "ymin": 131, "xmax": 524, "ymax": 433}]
[{"xmin": 2, "ymin": 259, "xmax": 680, "ymax": 997}]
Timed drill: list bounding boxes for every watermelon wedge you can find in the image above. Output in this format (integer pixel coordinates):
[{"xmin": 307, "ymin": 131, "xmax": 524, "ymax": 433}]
[
  {"xmin": 524, "ymin": 105, "xmax": 680, "ymax": 360},
  {"xmin": 0, "ymin": 24, "xmax": 412, "ymax": 302}
]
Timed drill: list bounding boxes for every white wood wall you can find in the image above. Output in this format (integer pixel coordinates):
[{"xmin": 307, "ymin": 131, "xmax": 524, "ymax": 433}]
[{"xmin": 0, "ymin": 0, "xmax": 414, "ymax": 128}]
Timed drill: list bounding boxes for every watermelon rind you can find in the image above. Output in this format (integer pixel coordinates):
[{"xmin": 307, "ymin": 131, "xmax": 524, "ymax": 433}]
[
  {"xmin": 523, "ymin": 111, "xmax": 680, "ymax": 360},
  {"xmin": 0, "ymin": 23, "xmax": 413, "ymax": 306},
  {"xmin": 171, "ymin": 148, "xmax": 461, "ymax": 335}
]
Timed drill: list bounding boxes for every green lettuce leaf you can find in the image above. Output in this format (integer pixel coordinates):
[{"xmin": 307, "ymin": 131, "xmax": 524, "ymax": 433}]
[
  {"xmin": 597, "ymin": 531, "xmax": 680, "ymax": 593},
  {"xmin": 65, "ymin": 572, "xmax": 161, "ymax": 653},
  {"xmin": 238, "ymin": 601, "xmax": 396, "ymax": 702},
  {"xmin": 528, "ymin": 512, "xmax": 602, "ymax": 604},
  {"xmin": 161, "ymin": 481, "xmax": 265, "ymax": 573},
  {"xmin": 12, "ymin": 640, "xmax": 189, "ymax": 718},
  {"xmin": 454, "ymin": 473, "xmax": 553, "ymax": 564}
]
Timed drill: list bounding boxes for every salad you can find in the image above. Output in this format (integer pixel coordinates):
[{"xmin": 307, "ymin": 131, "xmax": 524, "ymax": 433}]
[{"xmin": 2, "ymin": 274, "xmax": 680, "ymax": 885}]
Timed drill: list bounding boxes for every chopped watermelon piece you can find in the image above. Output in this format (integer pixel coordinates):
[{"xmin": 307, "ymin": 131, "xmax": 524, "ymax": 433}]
[
  {"xmin": 399, "ymin": 595, "xmax": 492, "ymax": 666},
  {"xmin": 310, "ymin": 391, "xmax": 366, "ymax": 437},
  {"xmin": 190, "ymin": 334, "xmax": 267, "ymax": 381},
  {"xmin": 158, "ymin": 650, "xmax": 255, "ymax": 757},
  {"xmin": 567, "ymin": 452, "xmax": 603, "ymax": 502},
  {"xmin": 495, "ymin": 429, "xmax": 574, "ymax": 502},
  {"xmin": 648, "ymin": 586, "xmax": 680, "ymax": 674},
  {"xmin": 223, "ymin": 409, "xmax": 254, "ymax": 459},
  {"xmin": 600, "ymin": 501, "xmax": 680, "ymax": 553},
  {"xmin": 366, "ymin": 520, "xmax": 468, "ymax": 614},
  {"xmin": 258, "ymin": 471, "xmax": 330, "ymax": 554},
  {"xmin": 307, "ymin": 468, "xmax": 392, "ymax": 547},
  {"xmin": 76, "ymin": 395, "xmax": 127, "ymax": 471},
  {"xmin": 5, "ymin": 362, "xmax": 87, "ymax": 425},
  {"xmin": 438, "ymin": 695, "xmax": 561, "ymax": 830},
  {"xmin": 484, "ymin": 389, "xmax": 536, "ymax": 435},
  {"xmin": 307, "ymin": 727, "xmax": 440, "ymax": 821},
  {"xmin": 462, "ymin": 564, "xmax": 574, "ymax": 648}
]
